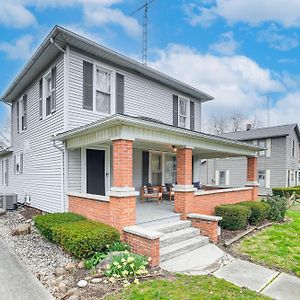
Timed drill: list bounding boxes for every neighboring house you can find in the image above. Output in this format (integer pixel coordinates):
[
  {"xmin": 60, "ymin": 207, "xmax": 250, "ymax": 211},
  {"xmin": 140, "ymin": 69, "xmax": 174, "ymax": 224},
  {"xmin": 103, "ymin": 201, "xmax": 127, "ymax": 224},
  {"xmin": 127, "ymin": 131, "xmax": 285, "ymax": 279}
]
[
  {"xmin": 201, "ymin": 124, "xmax": 300, "ymax": 195},
  {"xmin": 0, "ymin": 25, "xmax": 259, "ymax": 221}
]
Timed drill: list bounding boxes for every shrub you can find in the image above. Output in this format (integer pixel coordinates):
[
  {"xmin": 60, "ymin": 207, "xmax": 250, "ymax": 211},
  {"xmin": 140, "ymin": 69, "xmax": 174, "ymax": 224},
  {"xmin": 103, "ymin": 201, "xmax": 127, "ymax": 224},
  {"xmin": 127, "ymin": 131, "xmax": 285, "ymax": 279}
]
[
  {"xmin": 215, "ymin": 204, "xmax": 251, "ymax": 230},
  {"xmin": 272, "ymin": 187, "xmax": 300, "ymax": 197},
  {"xmin": 105, "ymin": 252, "xmax": 149, "ymax": 279},
  {"xmin": 52, "ymin": 220, "xmax": 120, "ymax": 259},
  {"xmin": 238, "ymin": 201, "xmax": 270, "ymax": 225},
  {"xmin": 84, "ymin": 252, "xmax": 107, "ymax": 269},
  {"xmin": 34, "ymin": 212, "xmax": 86, "ymax": 241},
  {"xmin": 107, "ymin": 242, "xmax": 131, "ymax": 253},
  {"xmin": 262, "ymin": 196, "xmax": 288, "ymax": 222}
]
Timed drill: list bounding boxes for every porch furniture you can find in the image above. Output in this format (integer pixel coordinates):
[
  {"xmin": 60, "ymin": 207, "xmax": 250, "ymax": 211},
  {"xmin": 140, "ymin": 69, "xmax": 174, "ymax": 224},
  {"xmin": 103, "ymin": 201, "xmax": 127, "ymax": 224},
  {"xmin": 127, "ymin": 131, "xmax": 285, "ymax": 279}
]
[
  {"xmin": 193, "ymin": 181, "xmax": 201, "ymax": 190},
  {"xmin": 162, "ymin": 183, "xmax": 175, "ymax": 201},
  {"xmin": 141, "ymin": 184, "xmax": 162, "ymax": 204}
]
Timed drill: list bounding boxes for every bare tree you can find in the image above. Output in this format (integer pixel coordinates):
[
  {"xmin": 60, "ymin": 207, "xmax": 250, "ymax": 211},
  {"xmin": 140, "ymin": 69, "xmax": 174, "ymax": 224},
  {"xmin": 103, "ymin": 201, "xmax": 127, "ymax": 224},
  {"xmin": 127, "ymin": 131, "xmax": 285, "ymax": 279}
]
[
  {"xmin": 230, "ymin": 111, "xmax": 246, "ymax": 132},
  {"xmin": 249, "ymin": 115, "xmax": 263, "ymax": 129},
  {"xmin": 209, "ymin": 115, "xmax": 230, "ymax": 134},
  {"xmin": 0, "ymin": 114, "xmax": 11, "ymax": 145}
]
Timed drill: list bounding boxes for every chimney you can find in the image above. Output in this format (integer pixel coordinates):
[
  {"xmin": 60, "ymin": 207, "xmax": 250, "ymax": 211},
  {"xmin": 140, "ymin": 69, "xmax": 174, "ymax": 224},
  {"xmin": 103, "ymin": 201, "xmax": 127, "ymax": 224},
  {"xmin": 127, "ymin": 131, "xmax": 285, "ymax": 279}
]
[{"xmin": 246, "ymin": 124, "xmax": 252, "ymax": 131}]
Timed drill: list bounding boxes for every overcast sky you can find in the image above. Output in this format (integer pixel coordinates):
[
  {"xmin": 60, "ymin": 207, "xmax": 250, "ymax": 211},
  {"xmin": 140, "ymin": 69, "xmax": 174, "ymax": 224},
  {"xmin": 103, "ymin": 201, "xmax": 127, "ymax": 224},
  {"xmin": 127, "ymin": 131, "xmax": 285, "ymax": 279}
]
[{"xmin": 0, "ymin": 0, "xmax": 299, "ymax": 136}]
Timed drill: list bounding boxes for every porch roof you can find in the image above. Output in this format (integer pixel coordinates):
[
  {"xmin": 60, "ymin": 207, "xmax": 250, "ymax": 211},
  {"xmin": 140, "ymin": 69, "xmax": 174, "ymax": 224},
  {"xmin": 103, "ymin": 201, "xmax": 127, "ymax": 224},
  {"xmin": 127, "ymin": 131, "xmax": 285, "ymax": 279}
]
[{"xmin": 53, "ymin": 114, "xmax": 262, "ymax": 158}]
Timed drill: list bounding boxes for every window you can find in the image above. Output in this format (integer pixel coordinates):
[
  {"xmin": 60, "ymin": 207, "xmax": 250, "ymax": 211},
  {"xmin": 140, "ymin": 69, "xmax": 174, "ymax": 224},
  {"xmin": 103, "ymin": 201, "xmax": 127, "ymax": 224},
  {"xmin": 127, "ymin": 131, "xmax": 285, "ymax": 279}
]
[
  {"xmin": 151, "ymin": 153, "xmax": 162, "ymax": 185},
  {"xmin": 95, "ymin": 67, "xmax": 111, "ymax": 114},
  {"xmin": 2, "ymin": 159, "xmax": 9, "ymax": 186},
  {"xmin": 17, "ymin": 95, "xmax": 27, "ymax": 133},
  {"xmin": 178, "ymin": 97, "xmax": 189, "ymax": 128},
  {"xmin": 14, "ymin": 153, "xmax": 23, "ymax": 174},
  {"xmin": 43, "ymin": 66, "xmax": 56, "ymax": 118},
  {"xmin": 258, "ymin": 170, "xmax": 266, "ymax": 187},
  {"xmin": 258, "ymin": 140, "xmax": 266, "ymax": 157},
  {"xmin": 165, "ymin": 155, "xmax": 176, "ymax": 184},
  {"xmin": 292, "ymin": 140, "xmax": 295, "ymax": 158},
  {"xmin": 219, "ymin": 171, "xmax": 226, "ymax": 185}
]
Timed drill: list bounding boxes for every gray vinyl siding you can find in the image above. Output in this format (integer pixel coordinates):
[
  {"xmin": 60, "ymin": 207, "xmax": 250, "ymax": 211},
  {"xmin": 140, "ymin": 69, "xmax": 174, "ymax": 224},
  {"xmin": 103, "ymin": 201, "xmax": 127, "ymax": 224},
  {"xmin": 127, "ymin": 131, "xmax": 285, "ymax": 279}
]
[
  {"xmin": 68, "ymin": 149, "xmax": 81, "ymax": 192},
  {"xmin": 0, "ymin": 55, "xmax": 65, "ymax": 212},
  {"xmin": 286, "ymin": 130, "xmax": 299, "ymax": 174},
  {"xmin": 133, "ymin": 148, "xmax": 143, "ymax": 197},
  {"xmin": 67, "ymin": 49, "xmax": 202, "ymax": 131},
  {"xmin": 200, "ymin": 135, "xmax": 294, "ymax": 195}
]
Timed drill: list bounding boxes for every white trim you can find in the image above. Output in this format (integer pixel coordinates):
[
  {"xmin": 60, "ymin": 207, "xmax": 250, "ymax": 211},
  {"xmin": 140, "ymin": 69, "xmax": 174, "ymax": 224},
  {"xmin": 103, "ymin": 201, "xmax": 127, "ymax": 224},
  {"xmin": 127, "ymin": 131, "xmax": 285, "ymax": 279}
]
[
  {"xmin": 215, "ymin": 170, "xmax": 220, "ymax": 185},
  {"xmin": 225, "ymin": 170, "xmax": 230, "ymax": 186},
  {"xmin": 63, "ymin": 45, "xmax": 70, "ymax": 130},
  {"xmin": 195, "ymin": 187, "xmax": 253, "ymax": 196},
  {"xmin": 265, "ymin": 169, "xmax": 271, "ymax": 189}
]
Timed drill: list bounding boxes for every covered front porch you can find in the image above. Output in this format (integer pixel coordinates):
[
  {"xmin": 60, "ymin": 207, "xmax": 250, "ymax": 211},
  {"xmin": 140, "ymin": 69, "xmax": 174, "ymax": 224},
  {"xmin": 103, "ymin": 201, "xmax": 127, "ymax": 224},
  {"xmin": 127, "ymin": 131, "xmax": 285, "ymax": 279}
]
[{"xmin": 54, "ymin": 114, "xmax": 261, "ymax": 229}]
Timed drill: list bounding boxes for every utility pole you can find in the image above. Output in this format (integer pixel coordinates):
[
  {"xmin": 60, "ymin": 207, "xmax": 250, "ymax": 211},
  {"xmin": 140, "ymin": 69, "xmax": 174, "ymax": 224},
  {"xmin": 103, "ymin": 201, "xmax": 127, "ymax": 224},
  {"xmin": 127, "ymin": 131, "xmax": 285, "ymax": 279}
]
[
  {"xmin": 131, "ymin": 0, "xmax": 156, "ymax": 65},
  {"xmin": 267, "ymin": 96, "xmax": 271, "ymax": 126}
]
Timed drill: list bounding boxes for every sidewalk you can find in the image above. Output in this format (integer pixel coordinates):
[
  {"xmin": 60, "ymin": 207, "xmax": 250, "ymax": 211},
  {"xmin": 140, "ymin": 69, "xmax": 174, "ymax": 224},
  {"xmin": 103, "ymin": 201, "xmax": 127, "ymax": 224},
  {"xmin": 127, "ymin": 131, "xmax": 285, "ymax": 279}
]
[
  {"xmin": 160, "ymin": 244, "xmax": 300, "ymax": 300},
  {"xmin": 0, "ymin": 238, "xmax": 53, "ymax": 300}
]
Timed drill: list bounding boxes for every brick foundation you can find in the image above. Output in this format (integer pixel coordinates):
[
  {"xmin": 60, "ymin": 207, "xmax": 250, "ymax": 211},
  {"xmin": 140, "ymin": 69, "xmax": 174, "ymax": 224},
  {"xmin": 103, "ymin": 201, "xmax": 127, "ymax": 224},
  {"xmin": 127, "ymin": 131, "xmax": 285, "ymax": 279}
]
[
  {"xmin": 123, "ymin": 232, "xmax": 160, "ymax": 267},
  {"xmin": 174, "ymin": 191, "xmax": 194, "ymax": 219}
]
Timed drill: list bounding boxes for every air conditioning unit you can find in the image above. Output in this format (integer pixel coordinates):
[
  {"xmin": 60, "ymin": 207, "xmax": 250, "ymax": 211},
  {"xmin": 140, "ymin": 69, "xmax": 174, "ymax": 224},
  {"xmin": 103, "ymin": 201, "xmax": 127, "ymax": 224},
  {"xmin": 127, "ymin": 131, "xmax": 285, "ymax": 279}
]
[{"xmin": 0, "ymin": 194, "xmax": 18, "ymax": 210}]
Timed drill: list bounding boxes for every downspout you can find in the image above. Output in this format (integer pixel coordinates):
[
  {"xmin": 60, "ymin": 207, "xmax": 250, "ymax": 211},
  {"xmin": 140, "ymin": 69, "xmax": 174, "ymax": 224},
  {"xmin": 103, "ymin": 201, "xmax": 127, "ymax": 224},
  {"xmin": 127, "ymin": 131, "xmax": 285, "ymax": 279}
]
[{"xmin": 53, "ymin": 140, "xmax": 66, "ymax": 212}]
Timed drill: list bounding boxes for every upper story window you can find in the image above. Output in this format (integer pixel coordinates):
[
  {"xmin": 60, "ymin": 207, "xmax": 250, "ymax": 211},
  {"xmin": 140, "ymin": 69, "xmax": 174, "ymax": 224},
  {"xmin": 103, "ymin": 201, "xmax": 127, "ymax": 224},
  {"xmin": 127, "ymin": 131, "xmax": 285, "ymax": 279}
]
[
  {"xmin": 14, "ymin": 153, "xmax": 23, "ymax": 174},
  {"xmin": 39, "ymin": 66, "xmax": 57, "ymax": 119},
  {"xmin": 291, "ymin": 140, "xmax": 295, "ymax": 158},
  {"xmin": 178, "ymin": 97, "xmax": 189, "ymax": 128},
  {"xmin": 16, "ymin": 94, "xmax": 27, "ymax": 133},
  {"xmin": 96, "ymin": 67, "xmax": 111, "ymax": 114},
  {"xmin": 258, "ymin": 140, "xmax": 266, "ymax": 157},
  {"xmin": 173, "ymin": 95, "xmax": 195, "ymax": 130}
]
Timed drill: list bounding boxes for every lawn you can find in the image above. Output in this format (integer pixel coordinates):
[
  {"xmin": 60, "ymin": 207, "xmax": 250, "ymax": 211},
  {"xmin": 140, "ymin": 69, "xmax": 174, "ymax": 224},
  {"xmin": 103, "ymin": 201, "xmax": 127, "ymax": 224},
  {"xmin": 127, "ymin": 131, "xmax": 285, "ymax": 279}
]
[
  {"xmin": 107, "ymin": 275, "xmax": 270, "ymax": 300},
  {"xmin": 236, "ymin": 206, "xmax": 300, "ymax": 276}
]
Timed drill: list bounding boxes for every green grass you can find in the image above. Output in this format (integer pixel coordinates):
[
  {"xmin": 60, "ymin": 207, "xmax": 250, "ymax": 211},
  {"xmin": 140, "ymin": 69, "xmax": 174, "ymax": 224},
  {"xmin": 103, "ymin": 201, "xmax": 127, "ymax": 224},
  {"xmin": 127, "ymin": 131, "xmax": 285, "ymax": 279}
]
[
  {"xmin": 107, "ymin": 275, "xmax": 270, "ymax": 300},
  {"xmin": 237, "ymin": 208, "xmax": 300, "ymax": 276}
]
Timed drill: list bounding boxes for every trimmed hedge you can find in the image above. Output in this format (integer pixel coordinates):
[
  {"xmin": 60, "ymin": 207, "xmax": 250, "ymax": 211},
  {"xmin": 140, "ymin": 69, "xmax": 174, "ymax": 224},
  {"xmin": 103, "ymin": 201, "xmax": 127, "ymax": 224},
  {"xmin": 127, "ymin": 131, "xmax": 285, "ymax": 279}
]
[
  {"xmin": 272, "ymin": 187, "xmax": 300, "ymax": 197},
  {"xmin": 34, "ymin": 212, "xmax": 86, "ymax": 241},
  {"xmin": 262, "ymin": 196, "xmax": 288, "ymax": 222},
  {"xmin": 215, "ymin": 204, "xmax": 251, "ymax": 230},
  {"xmin": 238, "ymin": 201, "xmax": 270, "ymax": 225},
  {"xmin": 52, "ymin": 220, "xmax": 120, "ymax": 259}
]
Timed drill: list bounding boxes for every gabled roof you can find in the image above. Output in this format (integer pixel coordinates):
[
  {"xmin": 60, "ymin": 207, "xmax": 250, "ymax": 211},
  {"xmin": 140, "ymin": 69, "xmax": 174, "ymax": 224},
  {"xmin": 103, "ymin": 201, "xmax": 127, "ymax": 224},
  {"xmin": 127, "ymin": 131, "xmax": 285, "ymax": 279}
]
[
  {"xmin": 1, "ymin": 26, "xmax": 214, "ymax": 103},
  {"xmin": 221, "ymin": 124, "xmax": 300, "ymax": 141}
]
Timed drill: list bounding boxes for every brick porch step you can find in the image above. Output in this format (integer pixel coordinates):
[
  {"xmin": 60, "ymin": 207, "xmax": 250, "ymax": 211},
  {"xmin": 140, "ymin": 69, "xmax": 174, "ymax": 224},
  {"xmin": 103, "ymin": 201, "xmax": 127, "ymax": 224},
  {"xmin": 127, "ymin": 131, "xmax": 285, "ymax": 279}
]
[{"xmin": 160, "ymin": 236, "xmax": 209, "ymax": 262}]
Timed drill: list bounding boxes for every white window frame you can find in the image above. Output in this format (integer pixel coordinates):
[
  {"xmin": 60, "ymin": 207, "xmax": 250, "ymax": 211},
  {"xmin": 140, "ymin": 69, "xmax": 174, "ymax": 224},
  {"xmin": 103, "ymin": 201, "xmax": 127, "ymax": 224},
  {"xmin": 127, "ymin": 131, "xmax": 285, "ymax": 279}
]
[
  {"xmin": 178, "ymin": 96, "xmax": 190, "ymax": 129},
  {"xmin": 14, "ymin": 153, "xmax": 23, "ymax": 175},
  {"xmin": 258, "ymin": 139, "xmax": 266, "ymax": 157},
  {"xmin": 164, "ymin": 153, "xmax": 177, "ymax": 185},
  {"xmin": 44, "ymin": 71, "xmax": 53, "ymax": 118},
  {"xmin": 81, "ymin": 146, "xmax": 110, "ymax": 196},
  {"xmin": 219, "ymin": 170, "xmax": 226, "ymax": 185},
  {"xmin": 93, "ymin": 64, "xmax": 116, "ymax": 116},
  {"xmin": 17, "ymin": 97, "xmax": 26, "ymax": 133},
  {"xmin": 2, "ymin": 159, "xmax": 8, "ymax": 186},
  {"xmin": 258, "ymin": 170, "xmax": 266, "ymax": 187}
]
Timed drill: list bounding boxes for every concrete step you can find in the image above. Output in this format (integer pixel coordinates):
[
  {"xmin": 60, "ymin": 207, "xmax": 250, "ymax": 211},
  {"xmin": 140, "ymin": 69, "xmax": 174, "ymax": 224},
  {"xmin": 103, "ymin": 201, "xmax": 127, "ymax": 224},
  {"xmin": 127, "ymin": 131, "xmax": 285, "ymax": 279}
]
[
  {"xmin": 150, "ymin": 220, "xmax": 191, "ymax": 234},
  {"xmin": 138, "ymin": 215, "xmax": 181, "ymax": 228},
  {"xmin": 160, "ymin": 236, "xmax": 209, "ymax": 263},
  {"xmin": 160, "ymin": 227, "xmax": 200, "ymax": 248}
]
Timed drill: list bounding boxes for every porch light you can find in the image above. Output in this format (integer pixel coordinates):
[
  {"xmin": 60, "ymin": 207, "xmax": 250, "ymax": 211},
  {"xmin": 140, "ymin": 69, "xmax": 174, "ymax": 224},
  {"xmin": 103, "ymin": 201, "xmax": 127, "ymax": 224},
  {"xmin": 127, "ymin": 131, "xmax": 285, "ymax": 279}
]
[{"xmin": 172, "ymin": 145, "xmax": 177, "ymax": 152}]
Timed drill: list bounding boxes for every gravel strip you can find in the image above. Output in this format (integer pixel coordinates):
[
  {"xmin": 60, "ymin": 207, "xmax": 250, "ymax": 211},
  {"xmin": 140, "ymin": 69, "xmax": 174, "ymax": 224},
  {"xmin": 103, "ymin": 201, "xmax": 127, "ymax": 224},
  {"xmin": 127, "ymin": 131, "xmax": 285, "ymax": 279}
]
[{"xmin": 0, "ymin": 209, "xmax": 74, "ymax": 298}]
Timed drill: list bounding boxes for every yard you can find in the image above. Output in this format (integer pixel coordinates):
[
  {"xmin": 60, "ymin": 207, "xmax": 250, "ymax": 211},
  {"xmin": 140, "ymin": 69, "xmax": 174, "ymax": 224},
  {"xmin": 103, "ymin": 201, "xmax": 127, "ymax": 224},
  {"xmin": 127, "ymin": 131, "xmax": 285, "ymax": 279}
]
[
  {"xmin": 235, "ymin": 205, "xmax": 300, "ymax": 277},
  {"xmin": 107, "ymin": 275, "xmax": 270, "ymax": 300}
]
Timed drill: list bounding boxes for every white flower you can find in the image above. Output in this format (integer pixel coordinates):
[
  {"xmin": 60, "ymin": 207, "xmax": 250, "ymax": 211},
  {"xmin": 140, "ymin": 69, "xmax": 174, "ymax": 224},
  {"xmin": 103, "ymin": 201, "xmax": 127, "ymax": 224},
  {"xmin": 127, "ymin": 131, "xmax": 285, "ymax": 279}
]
[{"xmin": 134, "ymin": 278, "xmax": 140, "ymax": 285}]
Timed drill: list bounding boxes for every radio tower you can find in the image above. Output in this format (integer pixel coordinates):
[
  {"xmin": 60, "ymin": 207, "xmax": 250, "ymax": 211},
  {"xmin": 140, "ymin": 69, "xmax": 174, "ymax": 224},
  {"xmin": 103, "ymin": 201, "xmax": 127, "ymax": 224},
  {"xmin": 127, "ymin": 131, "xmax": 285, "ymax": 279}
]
[{"xmin": 131, "ymin": 0, "xmax": 156, "ymax": 65}]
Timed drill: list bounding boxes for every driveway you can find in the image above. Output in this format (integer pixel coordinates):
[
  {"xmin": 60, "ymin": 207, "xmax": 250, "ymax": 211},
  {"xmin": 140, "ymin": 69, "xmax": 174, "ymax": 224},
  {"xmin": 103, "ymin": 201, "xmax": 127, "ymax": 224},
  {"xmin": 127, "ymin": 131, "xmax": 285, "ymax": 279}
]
[{"xmin": 0, "ymin": 238, "xmax": 53, "ymax": 300}]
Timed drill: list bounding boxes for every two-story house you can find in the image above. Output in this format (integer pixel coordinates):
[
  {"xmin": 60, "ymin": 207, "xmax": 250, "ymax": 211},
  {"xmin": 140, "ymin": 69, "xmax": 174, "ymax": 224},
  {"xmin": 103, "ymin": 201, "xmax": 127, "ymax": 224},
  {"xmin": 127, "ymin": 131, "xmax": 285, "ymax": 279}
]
[
  {"xmin": 0, "ymin": 26, "xmax": 261, "ymax": 242},
  {"xmin": 201, "ymin": 124, "xmax": 300, "ymax": 195}
]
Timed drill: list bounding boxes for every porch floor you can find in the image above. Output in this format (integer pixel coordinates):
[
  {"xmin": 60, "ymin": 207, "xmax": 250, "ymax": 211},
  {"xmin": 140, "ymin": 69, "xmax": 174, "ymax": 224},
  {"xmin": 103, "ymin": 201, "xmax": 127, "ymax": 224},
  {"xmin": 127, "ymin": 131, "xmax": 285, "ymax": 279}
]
[{"xmin": 136, "ymin": 200, "xmax": 180, "ymax": 227}]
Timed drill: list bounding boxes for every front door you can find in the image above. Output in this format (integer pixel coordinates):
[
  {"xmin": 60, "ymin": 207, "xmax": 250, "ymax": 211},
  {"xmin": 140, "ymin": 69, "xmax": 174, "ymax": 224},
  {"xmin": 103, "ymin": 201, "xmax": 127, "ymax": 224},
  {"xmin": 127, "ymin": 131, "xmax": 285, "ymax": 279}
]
[{"xmin": 86, "ymin": 149, "xmax": 105, "ymax": 196}]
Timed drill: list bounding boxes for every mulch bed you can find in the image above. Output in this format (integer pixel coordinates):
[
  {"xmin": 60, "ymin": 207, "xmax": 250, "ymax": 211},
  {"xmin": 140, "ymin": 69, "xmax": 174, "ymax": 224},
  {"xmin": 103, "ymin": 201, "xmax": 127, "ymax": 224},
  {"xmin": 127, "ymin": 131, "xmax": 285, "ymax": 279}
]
[{"xmin": 18, "ymin": 205, "xmax": 42, "ymax": 220}]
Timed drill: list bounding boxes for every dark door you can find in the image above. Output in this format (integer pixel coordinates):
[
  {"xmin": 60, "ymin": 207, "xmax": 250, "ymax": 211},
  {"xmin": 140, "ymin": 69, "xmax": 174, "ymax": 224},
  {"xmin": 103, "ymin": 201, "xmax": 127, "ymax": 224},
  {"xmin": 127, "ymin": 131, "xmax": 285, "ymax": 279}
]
[{"xmin": 86, "ymin": 149, "xmax": 105, "ymax": 196}]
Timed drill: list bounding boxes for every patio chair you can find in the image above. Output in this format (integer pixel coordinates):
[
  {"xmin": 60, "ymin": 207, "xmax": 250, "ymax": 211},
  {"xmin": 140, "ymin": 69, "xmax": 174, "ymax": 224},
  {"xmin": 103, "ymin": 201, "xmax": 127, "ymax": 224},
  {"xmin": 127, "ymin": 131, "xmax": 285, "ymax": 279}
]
[
  {"xmin": 163, "ymin": 183, "xmax": 175, "ymax": 201},
  {"xmin": 141, "ymin": 183, "xmax": 162, "ymax": 204},
  {"xmin": 193, "ymin": 181, "xmax": 201, "ymax": 190}
]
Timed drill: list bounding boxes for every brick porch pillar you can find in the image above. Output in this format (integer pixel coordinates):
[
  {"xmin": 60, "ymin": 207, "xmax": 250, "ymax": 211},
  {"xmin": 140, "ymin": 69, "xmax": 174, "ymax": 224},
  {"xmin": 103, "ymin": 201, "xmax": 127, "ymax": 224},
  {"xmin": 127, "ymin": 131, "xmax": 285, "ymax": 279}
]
[
  {"xmin": 174, "ymin": 147, "xmax": 195, "ymax": 219},
  {"xmin": 245, "ymin": 156, "xmax": 259, "ymax": 201},
  {"xmin": 109, "ymin": 139, "xmax": 137, "ymax": 232}
]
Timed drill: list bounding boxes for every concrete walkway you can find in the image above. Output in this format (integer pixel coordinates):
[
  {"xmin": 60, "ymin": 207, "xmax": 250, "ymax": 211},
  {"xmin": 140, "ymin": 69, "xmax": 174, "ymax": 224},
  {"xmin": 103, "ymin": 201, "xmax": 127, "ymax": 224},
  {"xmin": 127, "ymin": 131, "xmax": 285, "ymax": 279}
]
[
  {"xmin": 0, "ymin": 239, "xmax": 53, "ymax": 300},
  {"xmin": 160, "ymin": 244, "xmax": 300, "ymax": 300}
]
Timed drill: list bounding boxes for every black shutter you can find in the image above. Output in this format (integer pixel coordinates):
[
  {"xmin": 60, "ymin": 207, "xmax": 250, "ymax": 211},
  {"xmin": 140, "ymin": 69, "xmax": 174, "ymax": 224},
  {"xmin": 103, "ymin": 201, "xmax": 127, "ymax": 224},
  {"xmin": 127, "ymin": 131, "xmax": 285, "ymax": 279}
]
[
  {"xmin": 39, "ymin": 78, "xmax": 43, "ymax": 119},
  {"xmin": 116, "ymin": 73, "xmax": 124, "ymax": 114},
  {"xmin": 16, "ymin": 101, "xmax": 19, "ymax": 133},
  {"xmin": 14, "ymin": 155, "xmax": 16, "ymax": 174},
  {"xmin": 83, "ymin": 60, "xmax": 93, "ymax": 110},
  {"xmin": 190, "ymin": 101, "xmax": 195, "ymax": 130},
  {"xmin": 173, "ymin": 95, "xmax": 178, "ymax": 126},
  {"xmin": 142, "ymin": 151, "xmax": 149, "ymax": 185},
  {"xmin": 5, "ymin": 159, "xmax": 8, "ymax": 185},
  {"xmin": 51, "ymin": 66, "xmax": 57, "ymax": 112},
  {"xmin": 23, "ymin": 94, "xmax": 27, "ymax": 130}
]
